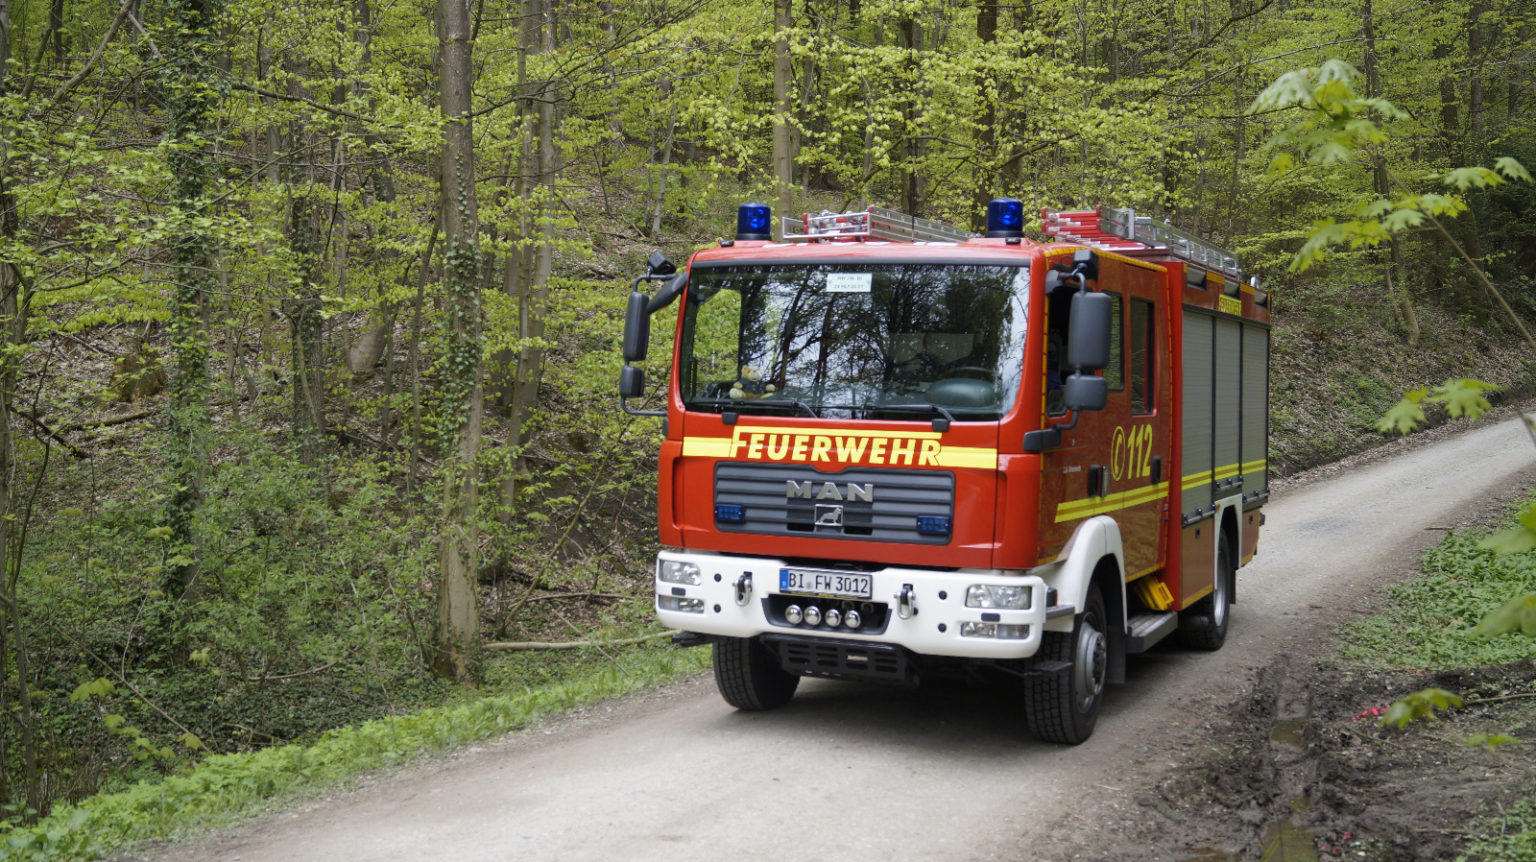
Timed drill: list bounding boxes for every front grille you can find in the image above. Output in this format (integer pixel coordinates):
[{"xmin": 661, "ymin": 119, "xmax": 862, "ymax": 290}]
[
  {"xmin": 714, "ymin": 463, "xmax": 955, "ymax": 544},
  {"xmin": 762, "ymin": 635, "xmax": 915, "ymax": 684}
]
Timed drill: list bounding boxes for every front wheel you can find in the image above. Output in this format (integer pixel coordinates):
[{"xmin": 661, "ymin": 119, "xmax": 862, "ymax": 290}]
[
  {"xmin": 713, "ymin": 636, "xmax": 799, "ymax": 710},
  {"xmin": 1024, "ymin": 584, "xmax": 1108, "ymax": 744}
]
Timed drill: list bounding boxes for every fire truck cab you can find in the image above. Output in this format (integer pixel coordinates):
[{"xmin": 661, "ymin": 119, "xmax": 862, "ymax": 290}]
[{"xmin": 619, "ymin": 199, "xmax": 1268, "ymax": 744}]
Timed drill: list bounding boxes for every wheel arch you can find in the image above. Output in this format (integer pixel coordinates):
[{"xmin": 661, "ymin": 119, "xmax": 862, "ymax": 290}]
[
  {"xmin": 1219, "ymin": 504, "xmax": 1240, "ymax": 604},
  {"xmin": 1040, "ymin": 515, "xmax": 1126, "ymax": 637}
]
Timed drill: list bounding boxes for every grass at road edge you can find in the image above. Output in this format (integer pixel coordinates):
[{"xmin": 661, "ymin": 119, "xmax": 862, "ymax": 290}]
[
  {"xmin": 1339, "ymin": 498, "xmax": 1536, "ymax": 861},
  {"xmin": 0, "ymin": 642, "xmax": 711, "ymax": 861}
]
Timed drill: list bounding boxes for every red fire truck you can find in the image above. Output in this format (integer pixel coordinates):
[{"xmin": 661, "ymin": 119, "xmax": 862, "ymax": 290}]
[{"xmin": 618, "ymin": 199, "xmax": 1268, "ymax": 743}]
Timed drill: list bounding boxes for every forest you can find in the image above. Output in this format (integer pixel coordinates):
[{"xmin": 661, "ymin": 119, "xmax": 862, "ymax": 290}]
[{"xmin": 0, "ymin": 0, "xmax": 1533, "ymax": 841}]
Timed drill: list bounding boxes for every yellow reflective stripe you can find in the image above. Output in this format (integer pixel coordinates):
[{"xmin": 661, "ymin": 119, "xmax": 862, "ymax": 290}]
[
  {"xmin": 1054, "ymin": 482, "xmax": 1170, "ymax": 523},
  {"xmin": 1212, "ymin": 462, "xmax": 1242, "ymax": 480},
  {"xmin": 932, "ymin": 447, "xmax": 997, "ymax": 469},
  {"xmin": 1181, "ymin": 470, "xmax": 1211, "ymax": 490},
  {"xmin": 682, "ymin": 437, "xmax": 734, "ymax": 458},
  {"xmin": 1242, "ymin": 458, "xmax": 1268, "ymax": 473}
]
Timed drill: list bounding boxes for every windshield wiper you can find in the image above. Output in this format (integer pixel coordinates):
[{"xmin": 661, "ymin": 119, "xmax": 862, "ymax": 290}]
[
  {"xmin": 871, "ymin": 402, "xmax": 955, "ymax": 430},
  {"xmin": 688, "ymin": 398, "xmax": 820, "ymax": 418}
]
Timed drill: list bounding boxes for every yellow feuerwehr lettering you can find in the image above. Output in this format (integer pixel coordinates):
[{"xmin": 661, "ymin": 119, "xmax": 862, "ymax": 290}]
[
  {"xmin": 791, "ymin": 435, "xmax": 809, "ymax": 461},
  {"xmin": 767, "ymin": 434, "xmax": 789, "ymax": 460},
  {"xmin": 869, "ymin": 437, "xmax": 888, "ymax": 465},
  {"xmin": 834, "ymin": 436, "xmax": 869, "ymax": 462},
  {"xmin": 889, "ymin": 437, "xmax": 916, "ymax": 466},
  {"xmin": 919, "ymin": 440, "xmax": 941, "ymax": 466},
  {"xmin": 747, "ymin": 433, "xmax": 765, "ymax": 460},
  {"xmin": 811, "ymin": 436, "xmax": 833, "ymax": 462}
]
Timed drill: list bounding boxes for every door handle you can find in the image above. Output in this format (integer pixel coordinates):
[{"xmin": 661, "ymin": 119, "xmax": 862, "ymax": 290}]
[{"xmin": 1150, "ymin": 455, "xmax": 1163, "ymax": 485}]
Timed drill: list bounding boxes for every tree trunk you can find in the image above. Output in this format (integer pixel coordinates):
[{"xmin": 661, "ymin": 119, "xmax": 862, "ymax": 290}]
[
  {"xmin": 0, "ymin": 0, "xmax": 40, "ymax": 815},
  {"xmin": 499, "ymin": 0, "xmax": 553, "ymax": 542},
  {"xmin": 1363, "ymin": 0, "xmax": 1418, "ymax": 346},
  {"xmin": 972, "ymin": 1, "xmax": 997, "ymax": 229},
  {"xmin": 899, "ymin": 16, "xmax": 924, "ymax": 216},
  {"xmin": 434, "ymin": 0, "xmax": 484, "ymax": 681},
  {"xmin": 162, "ymin": 0, "xmax": 220, "ymax": 606},
  {"xmin": 771, "ymin": 0, "xmax": 793, "ymax": 221}
]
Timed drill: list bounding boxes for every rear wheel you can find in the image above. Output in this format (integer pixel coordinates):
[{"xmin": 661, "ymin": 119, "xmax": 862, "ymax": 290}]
[
  {"xmin": 1177, "ymin": 532, "xmax": 1233, "ymax": 651},
  {"xmin": 713, "ymin": 636, "xmax": 799, "ymax": 710},
  {"xmin": 1024, "ymin": 584, "xmax": 1107, "ymax": 745}
]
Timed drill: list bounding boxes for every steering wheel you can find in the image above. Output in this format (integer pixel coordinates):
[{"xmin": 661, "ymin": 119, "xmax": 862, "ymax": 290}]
[{"xmin": 945, "ymin": 366, "xmax": 997, "ymax": 381}]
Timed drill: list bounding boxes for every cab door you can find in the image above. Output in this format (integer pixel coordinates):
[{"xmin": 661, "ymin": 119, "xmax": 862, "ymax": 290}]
[{"xmin": 1035, "ymin": 256, "xmax": 1171, "ymax": 578}]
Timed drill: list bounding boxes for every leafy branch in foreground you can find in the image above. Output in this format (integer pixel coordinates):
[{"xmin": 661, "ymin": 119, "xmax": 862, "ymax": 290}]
[{"xmin": 1379, "ymin": 687, "xmax": 1462, "ymax": 730}]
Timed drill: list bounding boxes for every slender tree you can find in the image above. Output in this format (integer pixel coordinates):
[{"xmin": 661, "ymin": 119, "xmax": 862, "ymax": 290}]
[{"xmin": 434, "ymin": 0, "xmax": 485, "ymax": 681}]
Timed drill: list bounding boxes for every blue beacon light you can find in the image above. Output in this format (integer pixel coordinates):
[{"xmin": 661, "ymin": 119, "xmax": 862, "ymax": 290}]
[
  {"xmin": 985, "ymin": 197, "xmax": 1025, "ymax": 238},
  {"xmin": 736, "ymin": 203, "xmax": 772, "ymax": 241}
]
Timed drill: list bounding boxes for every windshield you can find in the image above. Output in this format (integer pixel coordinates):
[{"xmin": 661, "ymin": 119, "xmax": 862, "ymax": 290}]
[{"xmin": 678, "ymin": 263, "xmax": 1028, "ymax": 421}]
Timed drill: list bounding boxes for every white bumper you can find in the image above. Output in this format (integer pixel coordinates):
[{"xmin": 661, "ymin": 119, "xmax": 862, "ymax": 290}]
[{"xmin": 653, "ymin": 550, "xmax": 1052, "ymax": 659}]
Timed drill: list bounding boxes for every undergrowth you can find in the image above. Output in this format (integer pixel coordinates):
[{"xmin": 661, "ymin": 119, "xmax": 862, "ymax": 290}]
[
  {"xmin": 1339, "ymin": 500, "xmax": 1536, "ymax": 858},
  {"xmin": 0, "ymin": 643, "xmax": 709, "ymax": 860},
  {"xmin": 1342, "ymin": 526, "xmax": 1536, "ymax": 669}
]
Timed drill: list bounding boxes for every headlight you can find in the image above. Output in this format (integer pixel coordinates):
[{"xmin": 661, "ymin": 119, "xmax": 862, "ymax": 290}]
[
  {"xmin": 965, "ymin": 584, "xmax": 1031, "ymax": 610},
  {"xmin": 659, "ymin": 560, "xmax": 702, "ymax": 586}
]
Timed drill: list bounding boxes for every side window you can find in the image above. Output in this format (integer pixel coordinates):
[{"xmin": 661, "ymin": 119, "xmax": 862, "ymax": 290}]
[
  {"xmin": 1105, "ymin": 293, "xmax": 1123, "ymax": 392},
  {"xmin": 1130, "ymin": 298, "xmax": 1155, "ymax": 414}
]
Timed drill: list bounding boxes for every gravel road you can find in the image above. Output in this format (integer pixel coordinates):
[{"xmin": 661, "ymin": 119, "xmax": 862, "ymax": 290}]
[{"xmin": 144, "ymin": 415, "xmax": 1536, "ymax": 862}]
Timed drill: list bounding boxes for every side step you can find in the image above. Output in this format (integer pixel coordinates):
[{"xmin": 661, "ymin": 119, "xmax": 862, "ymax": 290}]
[{"xmin": 1126, "ymin": 612, "xmax": 1178, "ymax": 654}]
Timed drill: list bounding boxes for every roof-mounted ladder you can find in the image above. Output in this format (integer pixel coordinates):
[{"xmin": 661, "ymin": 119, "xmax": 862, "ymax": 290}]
[
  {"xmin": 1042, "ymin": 207, "xmax": 1242, "ymax": 279},
  {"xmin": 781, "ymin": 205, "xmax": 977, "ymax": 244}
]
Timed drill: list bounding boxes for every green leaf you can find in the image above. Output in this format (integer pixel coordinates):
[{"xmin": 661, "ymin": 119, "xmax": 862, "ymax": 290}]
[
  {"xmin": 1493, "ymin": 157, "xmax": 1533, "ymax": 183},
  {"xmin": 69, "ymin": 678, "xmax": 115, "ymax": 702},
  {"xmin": 1376, "ymin": 388, "xmax": 1429, "ymax": 435},
  {"xmin": 1464, "ymin": 732, "xmax": 1518, "ymax": 752},
  {"xmin": 1468, "ymin": 594, "xmax": 1536, "ymax": 638},
  {"xmin": 1430, "ymin": 378, "xmax": 1498, "ymax": 420},
  {"xmin": 103, "ymin": 714, "xmax": 127, "ymax": 730},
  {"xmin": 1380, "ymin": 688, "xmax": 1462, "ymax": 729}
]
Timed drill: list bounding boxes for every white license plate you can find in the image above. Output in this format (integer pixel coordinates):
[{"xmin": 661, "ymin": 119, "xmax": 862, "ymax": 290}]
[{"xmin": 779, "ymin": 568, "xmax": 872, "ymax": 600}]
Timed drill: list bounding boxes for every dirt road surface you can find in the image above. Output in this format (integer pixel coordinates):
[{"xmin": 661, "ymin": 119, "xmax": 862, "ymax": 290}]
[{"xmin": 143, "ymin": 415, "xmax": 1536, "ymax": 862}]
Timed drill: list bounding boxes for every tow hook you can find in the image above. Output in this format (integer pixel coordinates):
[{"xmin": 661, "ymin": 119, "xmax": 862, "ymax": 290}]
[
  {"xmin": 896, "ymin": 583, "xmax": 916, "ymax": 619},
  {"xmin": 733, "ymin": 573, "xmax": 752, "ymax": 607}
]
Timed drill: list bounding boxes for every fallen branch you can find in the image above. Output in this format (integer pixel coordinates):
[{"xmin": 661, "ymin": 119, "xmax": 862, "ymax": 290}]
[
  {"xmin": 1462, "ymin": 692, "xmax": 1536, "ymax": 706},
  {"xmin": 483, "ymin": 631, "xmax": 673, "ymax": 652}
]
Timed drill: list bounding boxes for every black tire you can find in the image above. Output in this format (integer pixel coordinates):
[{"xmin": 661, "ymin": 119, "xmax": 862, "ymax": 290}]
[
  {"xmin": 1024, "ymin": 584, "xmax": 1108, "ymax": 745},
  {"xmin": 713, "ymin": 636, "xmax": 799, "ymax": 711},
  {"xmin": 1177, "ymin": 532, "xmax": 1233, "ymax": 651}
]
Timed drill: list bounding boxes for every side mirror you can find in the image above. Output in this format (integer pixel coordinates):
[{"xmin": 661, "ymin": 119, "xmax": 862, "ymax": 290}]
[
  {"xmin": 622, "ymin": 291, "xmax": 650, "ymax": 362},
  {"xmin": 619, "ymin": 365, "xmax": 645, "ymax": 399},
  {"xmin": 1068, "ymin": 291, "xmax": 1112, "ymax": 371},
  {"xmin": 1063, "ymin": 373, "xmax": 1107, "ymax": 412}
]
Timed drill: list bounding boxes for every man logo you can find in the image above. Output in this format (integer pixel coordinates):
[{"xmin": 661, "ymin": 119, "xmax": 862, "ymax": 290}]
[
  {"xmin": 786, "ymin": 481, "xmax": 875, "ymax": 503},
  {"xmin": 814, "ymin": 504, "xmax": 844, "ymax": 527}
]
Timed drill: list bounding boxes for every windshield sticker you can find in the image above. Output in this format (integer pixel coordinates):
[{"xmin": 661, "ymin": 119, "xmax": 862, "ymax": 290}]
[{"xmin": 825, "ymin": 273, "xmax": 873, "ymax": 293}]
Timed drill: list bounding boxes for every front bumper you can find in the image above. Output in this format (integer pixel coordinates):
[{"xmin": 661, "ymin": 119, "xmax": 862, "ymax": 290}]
[{"xmin": 653, "ymin": 550, "xmax": 1049, "ymax": 659}]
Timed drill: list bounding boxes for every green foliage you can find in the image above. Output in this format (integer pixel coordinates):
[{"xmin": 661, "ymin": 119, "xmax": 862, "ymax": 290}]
[
  {"xmin": 1380, "ymin": 687, "xmax": 1462, "ymax": 730},
  {"xmin": 1375, "ymin": 379, "xmax": 1500, "ymax": 435},
  {"xmin": 1463, "ymin": 732, "xmax": 1519, "ymax": 753},
  {"xmin": 1253, "ymin": 60, "xmax": 1532, "ymax": 274},
  {"xmin": 1343, "ymin": 526, "xmax": 1536, "ymax": 670},
  {"xmin": 1459, "ymin": 792, "xmax": 1536, "ymax": 862},
  {"xmin": 0, "ymin": 645, "xmax": 707, "ymax": 860},
  {"xmin": 1468, "ymin": 594, "xmax": 1536, "ymax": 638}
]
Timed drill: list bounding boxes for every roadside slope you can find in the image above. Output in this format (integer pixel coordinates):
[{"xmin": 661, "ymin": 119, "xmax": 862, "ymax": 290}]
[{"xmin": 137, "ymin": 417, "xmax": 1536, "ymax": 862}]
